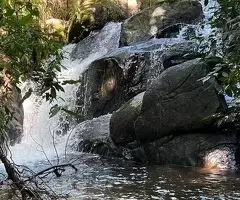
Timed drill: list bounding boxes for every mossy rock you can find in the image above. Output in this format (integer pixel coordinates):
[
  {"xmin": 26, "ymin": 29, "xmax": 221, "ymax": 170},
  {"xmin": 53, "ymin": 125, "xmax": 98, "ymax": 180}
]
[
  {"xmin": 120, "ymin": 0, "xmax": 203, "ymax": 46},
  {"xmin": 68, "ymin": 1, "xmax": 127, "ymax": 43}
]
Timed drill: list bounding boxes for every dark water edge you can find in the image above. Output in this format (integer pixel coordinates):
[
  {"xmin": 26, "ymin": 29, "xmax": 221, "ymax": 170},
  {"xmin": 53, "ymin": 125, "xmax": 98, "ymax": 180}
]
[{"xmin": 1, "ymin": 153, "xmax": 240, "ymax": 200}]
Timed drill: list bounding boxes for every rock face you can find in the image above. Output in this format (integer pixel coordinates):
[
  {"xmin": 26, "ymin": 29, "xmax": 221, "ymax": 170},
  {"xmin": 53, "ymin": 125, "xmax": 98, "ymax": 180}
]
[
  {"xmin": 108, "ymin": 58, "xmax": 234, "ymax": 168},
  {"xmin": 120, "ymin": 0, "xmax": 202, "ymax": 46},
  {"xmin": 135, "ymin": 58, "xmax": 221, "ymax": 142},
  {"xmin": 70, "ymin": 0, "xmax": 239, "ymax": 169},
  {"xmin": 77, "ymin": 39, "xmax": 199, "ymax": 119},
  {"xmin": 7, "ymin": 87, "xmax": 24, "ymax": 145},
  {"xmin": 70, "ymin": 114, "xmax": 112, "ymax": 153},
  {"xmin": 0, "ymin": 72, "xmax": 24, "ymax": 145}
]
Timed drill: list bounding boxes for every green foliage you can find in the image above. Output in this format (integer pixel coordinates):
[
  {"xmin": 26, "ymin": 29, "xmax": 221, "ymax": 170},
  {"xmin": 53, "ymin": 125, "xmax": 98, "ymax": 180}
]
[
  {"xmin": 71, "ymin": 0, "xmax": 124, "ymax": 22},
  {"xmin": 0, "ymin": 0, "xmax": 64, "ymax": 102},
  {"xmin": 200, "ymin": 0, "xmax": 240, "ymax": 127},
  {"xmin": 140, "ymin": 0, "xmax": 177, "ymax": 9},
  {"xmin": 0, "ymin": 0, "xmax": 67, "ymax": 143},
  {"xmin": 50, "ymin": 104, "xmax": 85, "ymax": 121},
  {"xmin": 68, "ymin": 0, "xmax": 125, "ymax": 42},
  {"xmin": 203, "ymin": 0, "xmax": 240, "ymax": 99}
]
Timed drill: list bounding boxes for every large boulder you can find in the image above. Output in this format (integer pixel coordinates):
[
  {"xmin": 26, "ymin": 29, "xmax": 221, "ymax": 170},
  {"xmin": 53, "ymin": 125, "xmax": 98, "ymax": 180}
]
[
  {"xmin": 134, "ymin": 58, "xmax": 224, "ymax": 143},
  {"xmin": 120, "ymin": 0, "xmax": 203, "ymax": 46},
  {"xmin": 76, "ymin": 39, "xmax": 200, "ymax": 119},
  {"xmin": 110, "ymin": 92, "xmax": 144, "ymax": 145},
  {"xmin": 132, "ymin": 132, "xmax": 237, "ymax": 169},
  {"xmin": 69, "ymin": 114, "xmax": 132, "ymax": 158},
  {"xmin": 69, "ymin": 114, "xmax": 115, "ymax": 156}
]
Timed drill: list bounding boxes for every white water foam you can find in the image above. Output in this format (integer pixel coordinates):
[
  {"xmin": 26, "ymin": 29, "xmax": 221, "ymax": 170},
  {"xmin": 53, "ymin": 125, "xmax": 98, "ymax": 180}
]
[
  {"xmin": 7, "ymin": 22, "xmax": 122, "ymax": 166},
  {"xmin": 178, "ymin": 0, "xmax": 221, "ymax": 53}
]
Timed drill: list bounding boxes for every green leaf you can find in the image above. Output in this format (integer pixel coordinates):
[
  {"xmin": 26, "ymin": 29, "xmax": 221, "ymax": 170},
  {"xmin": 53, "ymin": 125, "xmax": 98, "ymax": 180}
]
[
  {"xmin": 199, "ymin": 76, "xmax": 211, "ymax": 84},
  {"xmin": 4, "ymin": 7, "xmax": 14, "ymax": 16},
  {"xmin": 50, "ymin": 87, "xmax": 57, "ymax": 99},
  {"xmin": 54, "ymin": 64, "xmax": 61, "ymax": 72},
  {"xmin": 19, "ymin": 14, "xmax": 32, "ymax": 26},
  {"xmin": 55, "ymin": 84, "xmax": 64, "ymax": 92},
  {"xmin": 49, "ymin": 104, "xmax": 61, "ymax": 118}
]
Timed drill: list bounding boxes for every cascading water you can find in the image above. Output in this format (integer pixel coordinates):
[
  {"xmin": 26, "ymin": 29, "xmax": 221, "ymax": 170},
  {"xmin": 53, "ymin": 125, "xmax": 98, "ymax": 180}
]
[
  {"xmin": 178, "ymin": 0, "xmax": 221, "ymax": 51},
  {"xmin": 7, "ymin": 22, "xmax": 122, "ymax": 165},
  {"xmin": 1, "ymin": 1, "xmax": 240, "ymax": 199}
]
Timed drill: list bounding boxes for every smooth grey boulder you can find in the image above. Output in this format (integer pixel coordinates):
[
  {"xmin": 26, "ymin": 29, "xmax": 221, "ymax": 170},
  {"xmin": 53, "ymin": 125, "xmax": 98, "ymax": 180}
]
[
  {"xmin": 135, "ymin": 58, "xmax": 222, "ymax": 143},
  {"xmin": 76, "ymin": 39, "xmax": 200, "ymax": 119},
  {"xmin": 69, "ymin": 114, "xmax": 118, "ymax": 156},
  {"xmin": 120, "ymin": 0, "xmax": 202, "ymax": 46},
  {"xmin": 69, "ymin": 114, "xmax": 133, "ymax": 159},
  {"xmin": 110, "ymin": 92, "xmax": 144, "ymax": 145}
]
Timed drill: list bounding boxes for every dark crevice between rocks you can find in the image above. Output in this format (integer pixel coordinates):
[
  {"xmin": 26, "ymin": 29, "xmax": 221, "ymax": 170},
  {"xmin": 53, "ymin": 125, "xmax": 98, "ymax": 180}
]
[
  {"xmin": 162, "ymin": 53, "xmax": 203, "ymax": 69},
  {"xmin": 156, "ymin": 23, "xmax": 184, "ymax": 38},
  {"xmin": 78, "ymin": 139, "xmax": 135, "ymax": 161}
]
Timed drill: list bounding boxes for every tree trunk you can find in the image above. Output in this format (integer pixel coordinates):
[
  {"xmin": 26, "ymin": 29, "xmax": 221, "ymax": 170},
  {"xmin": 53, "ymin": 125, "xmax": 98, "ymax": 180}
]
[{"xmin": 0, "ymin": 146, "xmax": 35, "ymax": 199}]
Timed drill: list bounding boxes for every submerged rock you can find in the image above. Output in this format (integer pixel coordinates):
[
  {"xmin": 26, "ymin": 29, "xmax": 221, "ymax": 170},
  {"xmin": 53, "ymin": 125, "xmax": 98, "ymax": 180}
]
[{"xmin": 120, "ymin": 0, "xmax": 203, "ymax": 46}]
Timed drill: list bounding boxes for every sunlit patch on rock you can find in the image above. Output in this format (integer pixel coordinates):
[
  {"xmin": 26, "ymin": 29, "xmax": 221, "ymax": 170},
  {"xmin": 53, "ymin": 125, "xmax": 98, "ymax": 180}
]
[{"xmin": 203, "ymin": 147, "xmax": 236, "ymax": 169}]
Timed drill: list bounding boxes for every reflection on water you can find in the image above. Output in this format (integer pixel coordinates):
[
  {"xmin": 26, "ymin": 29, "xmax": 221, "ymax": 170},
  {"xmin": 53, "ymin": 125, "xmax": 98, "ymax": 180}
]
[{"xmin": 2, "ymin": 153, "xmax": 238, "ymax": 200}]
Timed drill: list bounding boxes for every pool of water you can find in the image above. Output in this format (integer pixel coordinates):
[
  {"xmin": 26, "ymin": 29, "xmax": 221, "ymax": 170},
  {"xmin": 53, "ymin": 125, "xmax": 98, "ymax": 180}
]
[{"xmin": 2, "ymin": 153, "xmax": 239, "ymax": 200}]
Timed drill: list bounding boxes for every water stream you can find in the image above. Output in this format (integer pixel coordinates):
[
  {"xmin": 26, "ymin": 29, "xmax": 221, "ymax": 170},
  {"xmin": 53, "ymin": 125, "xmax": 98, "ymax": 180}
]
[{"xmin": 1, "ymin": 1, "xmax": 240, "ymax": 199}]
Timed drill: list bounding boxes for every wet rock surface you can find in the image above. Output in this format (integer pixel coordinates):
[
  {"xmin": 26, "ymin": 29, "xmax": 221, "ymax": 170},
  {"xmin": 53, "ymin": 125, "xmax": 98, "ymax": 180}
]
[
  {"xmin": 110, "ymin": 92, "xmax": 144, "ymax": 145},
  {"xmin": 138, "ymin": 132, "xmax": 237, "ymax": 167},
  {"xmin": 0, "ymin": 72, "xmax": 23, "ymax": 145},
  {"xmin": 70, "ymin": 115, "xmax": 121, "ymax": 157},
  {"xmin": 76, "ymin": 39, "xmax": 198, "ymax": 118},
  {"xmin": 70, "ymin": 0, "xmax": 239, "ymax": 169},
  {"xmin": 8, "ymin": 87, "xmax": 24, "ymax": 145},
  {"xmin": 120, "ymin": 0, "xmax": 202, "ymax": 46}
]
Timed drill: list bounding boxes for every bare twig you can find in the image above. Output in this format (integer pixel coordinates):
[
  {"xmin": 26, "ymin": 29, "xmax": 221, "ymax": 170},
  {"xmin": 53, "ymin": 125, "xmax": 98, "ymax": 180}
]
[
  {"xmin": 49, "ymin": 127, "xmax": 60, "ymax": 165},
  {"xmin": 26, "ymin": 163, "xmax": 78, "ymax": 181}
]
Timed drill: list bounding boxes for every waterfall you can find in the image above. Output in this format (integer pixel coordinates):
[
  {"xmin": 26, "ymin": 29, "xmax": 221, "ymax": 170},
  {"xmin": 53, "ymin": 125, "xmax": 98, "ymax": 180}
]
[
  {"xmin": 2, "ymin": 2, "xmax": 240, "ymax": 200},
  {"xmin": 8, "ymin": 22, "xmax": 122, "ymax": 165},
  {"xmin": 6, "ymin": 0, "xmax": 222, "ymax": 166}
]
